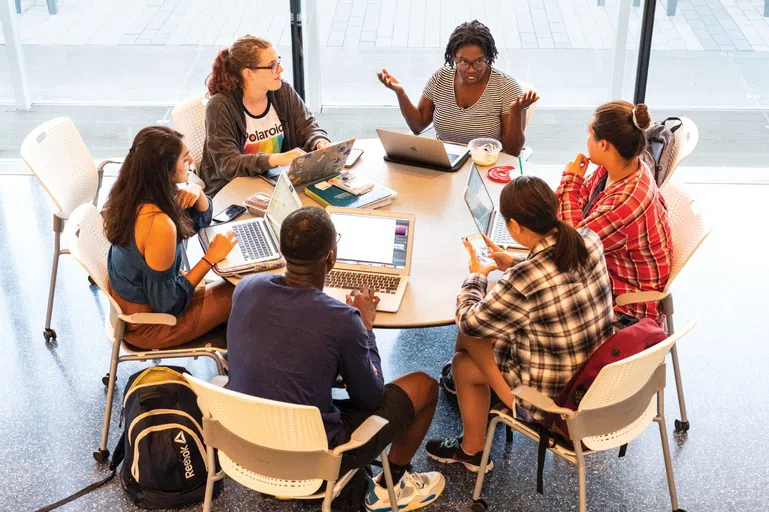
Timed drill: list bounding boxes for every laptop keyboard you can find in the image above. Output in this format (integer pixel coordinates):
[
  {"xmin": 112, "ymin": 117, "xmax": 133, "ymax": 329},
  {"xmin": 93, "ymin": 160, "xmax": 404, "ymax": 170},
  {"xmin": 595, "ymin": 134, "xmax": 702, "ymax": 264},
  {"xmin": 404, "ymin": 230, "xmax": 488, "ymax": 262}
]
[
  {"xmin": 325, "ymin": 270, "xmax": 401, "ymax": 294},
  {"xmin": 231, "ymin": 222, "xmax": 274, "ymax": 261},
  {"xmin": 492, "ymin": 217, "xmax": 518, "ymax": 246}
]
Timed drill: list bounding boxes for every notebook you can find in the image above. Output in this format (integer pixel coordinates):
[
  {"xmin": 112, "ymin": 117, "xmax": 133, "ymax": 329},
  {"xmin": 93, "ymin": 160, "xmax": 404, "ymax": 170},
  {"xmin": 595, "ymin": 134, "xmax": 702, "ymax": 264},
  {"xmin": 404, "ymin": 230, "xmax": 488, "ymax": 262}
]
[{"xmin": 305, "ymin": 181, "xmax": 395, "ymax": 210}]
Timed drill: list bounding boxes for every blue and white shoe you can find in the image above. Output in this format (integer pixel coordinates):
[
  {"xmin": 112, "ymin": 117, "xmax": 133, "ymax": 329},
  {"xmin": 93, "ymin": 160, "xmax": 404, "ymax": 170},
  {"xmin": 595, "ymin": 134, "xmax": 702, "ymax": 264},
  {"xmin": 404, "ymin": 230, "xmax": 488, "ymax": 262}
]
[{"xmin": 364, "ymin": 470, "xmax": 445, "ymax": 511}]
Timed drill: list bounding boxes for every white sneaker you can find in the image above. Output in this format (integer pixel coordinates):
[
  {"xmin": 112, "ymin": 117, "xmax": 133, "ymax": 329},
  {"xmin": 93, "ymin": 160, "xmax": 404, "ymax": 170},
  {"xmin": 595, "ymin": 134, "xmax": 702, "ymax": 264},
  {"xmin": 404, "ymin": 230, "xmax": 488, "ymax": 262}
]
[{"xmin": 364, "ymin": 470, "xmax": 445, "ymax": 511}]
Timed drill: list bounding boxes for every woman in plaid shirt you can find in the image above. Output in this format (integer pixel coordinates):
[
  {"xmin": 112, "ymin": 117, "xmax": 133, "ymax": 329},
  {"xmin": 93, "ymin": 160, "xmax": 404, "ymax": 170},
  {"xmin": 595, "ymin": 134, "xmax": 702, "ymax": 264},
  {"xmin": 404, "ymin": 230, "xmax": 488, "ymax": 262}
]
[
  {"xmin": 426, "ymin": 176, "xmax": 614, "ymax": 473},
  {"xmin": 557, "ymin": 101, "xmax": 673, "ymax": 322}
]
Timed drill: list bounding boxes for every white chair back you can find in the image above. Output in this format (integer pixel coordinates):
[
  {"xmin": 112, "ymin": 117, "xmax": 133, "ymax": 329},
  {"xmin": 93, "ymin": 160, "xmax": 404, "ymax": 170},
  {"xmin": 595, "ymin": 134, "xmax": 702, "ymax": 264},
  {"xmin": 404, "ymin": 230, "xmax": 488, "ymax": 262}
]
[
  {"xmin": 575, "ymin": 320, "xmax": 696, "ymax": 450},
  {"xmin": 670, "ymin": 116, "xmax": 699, "ymax": 174},
  {"xmin": 171, "ymin": 95, "xmax": 209, "ymax": 170},
  {"xmin": 660, "ymin": 181, "xmax": 712, "ymax": 289},
  {"xmin": 20, "ymin": 117, "xmax": 99, "ymax": 216},
  {"xmin": 184, "ymin": 374, "xmax": 330, "ymax": 497},
  {"xmin": 64, "ymin": 203, "xmax": 126, "ymax": 334}
]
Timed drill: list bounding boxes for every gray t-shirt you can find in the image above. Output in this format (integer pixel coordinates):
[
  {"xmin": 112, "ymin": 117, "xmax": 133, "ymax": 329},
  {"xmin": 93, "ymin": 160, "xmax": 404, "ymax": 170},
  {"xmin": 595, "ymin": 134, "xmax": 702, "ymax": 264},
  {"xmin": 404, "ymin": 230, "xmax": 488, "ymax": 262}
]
[{"xmin": 423, "ymin": 67, "xmax": 523, "ymax": 144}]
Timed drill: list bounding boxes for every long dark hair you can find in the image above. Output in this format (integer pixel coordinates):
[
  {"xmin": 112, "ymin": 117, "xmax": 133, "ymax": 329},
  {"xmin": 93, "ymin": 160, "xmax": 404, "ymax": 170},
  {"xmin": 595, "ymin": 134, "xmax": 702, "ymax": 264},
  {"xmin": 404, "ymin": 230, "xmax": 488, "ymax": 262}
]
[
  {"xmin": 206, "ymin": 35, "xmax": 272, "ymax": 97},
  {"xmin": 102, "ymin": 126, "xmax": 193, "ymax": 246},
  {"xmin": 499, "ymin": 175, "xmax": 589, "ymax": 273},
  {"xmin": 591, "ymin": 100, "xmax": 652, "ymax": 160}
]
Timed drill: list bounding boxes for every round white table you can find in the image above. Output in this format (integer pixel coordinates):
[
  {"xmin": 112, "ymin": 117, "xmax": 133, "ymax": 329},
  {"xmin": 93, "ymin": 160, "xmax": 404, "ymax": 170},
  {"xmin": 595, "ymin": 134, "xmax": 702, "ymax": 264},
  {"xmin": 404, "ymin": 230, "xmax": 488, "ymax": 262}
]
[{"xmin": 213, "ymin": 138, "xmax": 527, "ymax": 328}]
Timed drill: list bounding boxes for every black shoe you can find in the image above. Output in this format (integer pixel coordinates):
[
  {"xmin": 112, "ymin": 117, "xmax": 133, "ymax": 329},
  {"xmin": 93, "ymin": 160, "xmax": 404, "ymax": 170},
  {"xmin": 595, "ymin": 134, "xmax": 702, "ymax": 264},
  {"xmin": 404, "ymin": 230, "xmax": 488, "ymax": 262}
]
[
  {"xmin": 439, "ymin": 362, "xmax": 457, "ymax": 395},
  {"xmin": 425, "ymin": 436, "xmax": 494, "ymax": 473}
]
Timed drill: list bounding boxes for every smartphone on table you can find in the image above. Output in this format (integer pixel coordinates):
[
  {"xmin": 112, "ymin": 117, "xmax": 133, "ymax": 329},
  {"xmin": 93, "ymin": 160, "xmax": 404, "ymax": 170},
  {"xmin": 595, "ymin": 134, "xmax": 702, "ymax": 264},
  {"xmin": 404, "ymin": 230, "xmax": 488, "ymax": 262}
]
[
  {"xmin": 465, "ymin": 233, "xmax": 494, "ymax": 266},
  {"xmin": 213, "ymin": 204, "xmax": 247, "ymax": 223},
  {"xmin": 345, "ymin": 148, "xmax": 364, "ymax": 168}
]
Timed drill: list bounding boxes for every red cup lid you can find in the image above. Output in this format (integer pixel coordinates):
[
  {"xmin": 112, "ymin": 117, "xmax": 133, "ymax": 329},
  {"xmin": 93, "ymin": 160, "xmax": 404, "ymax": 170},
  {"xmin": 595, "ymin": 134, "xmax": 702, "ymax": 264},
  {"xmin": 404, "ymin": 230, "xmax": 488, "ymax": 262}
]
[{"xmin": 488, "ymin": 166, "xmax": 515, "ymax": 183}]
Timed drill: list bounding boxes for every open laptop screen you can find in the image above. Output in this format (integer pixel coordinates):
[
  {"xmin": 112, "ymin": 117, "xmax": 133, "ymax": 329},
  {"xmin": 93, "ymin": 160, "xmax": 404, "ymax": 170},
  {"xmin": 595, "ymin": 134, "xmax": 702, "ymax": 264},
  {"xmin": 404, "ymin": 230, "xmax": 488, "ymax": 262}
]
[
  {"xmin": 464, "ymin": 165, "xmax": 495, "ymax": 234},
  {"xmin": 265, "ymin": 173, "xmax": 302, "ymax": 240},
  {"xmin": 330, "ymin": 212, "xmax": 410, "ymax": 270}
]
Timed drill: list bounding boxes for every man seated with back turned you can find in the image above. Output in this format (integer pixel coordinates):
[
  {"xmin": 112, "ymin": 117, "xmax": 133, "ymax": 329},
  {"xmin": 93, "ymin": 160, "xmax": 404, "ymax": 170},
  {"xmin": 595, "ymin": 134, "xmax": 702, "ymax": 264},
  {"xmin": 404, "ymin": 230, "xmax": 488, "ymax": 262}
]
[{"xmin": 226, "ymin": 207, "xmax": 445, "ymax": 511}]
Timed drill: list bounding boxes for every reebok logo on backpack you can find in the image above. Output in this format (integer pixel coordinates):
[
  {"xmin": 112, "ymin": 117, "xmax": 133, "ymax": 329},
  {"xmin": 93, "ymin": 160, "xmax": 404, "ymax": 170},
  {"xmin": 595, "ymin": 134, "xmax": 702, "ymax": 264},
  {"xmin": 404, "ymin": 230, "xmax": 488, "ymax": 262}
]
[{"xmin": 110, "ymin": 366, "xmax": 222, "ymax": 508}]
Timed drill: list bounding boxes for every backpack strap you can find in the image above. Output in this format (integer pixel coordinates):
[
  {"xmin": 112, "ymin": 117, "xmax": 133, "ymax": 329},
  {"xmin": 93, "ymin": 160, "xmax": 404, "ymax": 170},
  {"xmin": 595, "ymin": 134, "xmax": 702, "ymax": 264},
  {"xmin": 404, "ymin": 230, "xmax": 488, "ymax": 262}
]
[
  {"xmin": 661, "ymin": 116, "xmax": 683, "ymax": 133},
  {"xmin": 536, "ymin": 424, "xmax": 549, "ymax": 495},
  {"xmin": 34, "ymin": 470, "xmax": 116, "ymax": 511},
  {"xmin": 110, "ymin": 430, "xmax": 126, "ymax": 471}
]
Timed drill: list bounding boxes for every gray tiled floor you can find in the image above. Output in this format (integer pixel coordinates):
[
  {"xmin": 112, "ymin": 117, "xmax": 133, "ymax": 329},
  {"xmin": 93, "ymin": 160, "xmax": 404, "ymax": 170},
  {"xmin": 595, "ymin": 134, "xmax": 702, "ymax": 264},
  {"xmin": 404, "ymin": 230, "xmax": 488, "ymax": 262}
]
[{"xmin": 2, "ymin": 160, "xmax": 769, "ymax": 510}]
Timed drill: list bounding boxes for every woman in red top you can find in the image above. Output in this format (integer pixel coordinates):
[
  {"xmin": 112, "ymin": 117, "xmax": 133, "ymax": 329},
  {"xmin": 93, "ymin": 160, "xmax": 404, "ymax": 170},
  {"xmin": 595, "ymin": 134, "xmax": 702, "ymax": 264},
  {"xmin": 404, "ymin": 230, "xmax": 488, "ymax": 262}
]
[{"xmin": 557, "ymin": 101, "xmax": 673, "ymax": 322}]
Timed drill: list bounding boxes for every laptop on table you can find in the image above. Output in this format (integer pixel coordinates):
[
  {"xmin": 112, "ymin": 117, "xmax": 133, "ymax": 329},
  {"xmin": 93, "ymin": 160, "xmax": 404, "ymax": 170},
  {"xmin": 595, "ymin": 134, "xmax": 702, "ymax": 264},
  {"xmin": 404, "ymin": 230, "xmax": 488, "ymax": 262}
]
[
  {"xmin": 200, "ymin": 173, "xmax": 302, "ymax": 275},
  {"xmin": 260, "ymin": 139, "xmax": 356, "ymax": 187},
  {"xmin": 324, "ymin": 207, "xmax": 415, "ymax": 313},
  {"xmin": 464, "ymin": 164, "xmax": 524, "ymax": 250},
  {"xmin": 376, "ymin": 129, "xmax": 470, "ymax": 172}
]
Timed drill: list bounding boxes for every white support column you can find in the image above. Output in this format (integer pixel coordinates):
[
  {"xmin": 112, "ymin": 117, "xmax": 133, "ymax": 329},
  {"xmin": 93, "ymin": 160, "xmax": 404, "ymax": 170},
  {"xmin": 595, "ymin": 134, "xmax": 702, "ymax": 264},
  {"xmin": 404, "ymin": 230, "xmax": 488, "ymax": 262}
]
[
  {"xmin": 610, "ymin": 0, "xmax": 632, "ymax": 101},
  {"xmin": 302, "ymin": 0, "xmax": 322, "ymax": 113},
  {"xmin": 0, "ymin": 0, "xmax": 31, "ymax": 110}
]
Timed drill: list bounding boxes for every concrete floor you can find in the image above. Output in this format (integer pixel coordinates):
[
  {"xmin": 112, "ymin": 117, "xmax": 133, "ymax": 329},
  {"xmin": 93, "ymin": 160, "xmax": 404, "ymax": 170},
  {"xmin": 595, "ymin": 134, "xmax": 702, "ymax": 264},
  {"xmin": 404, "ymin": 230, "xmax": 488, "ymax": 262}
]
[{"xmin": 2, "ymin": 156, "xmax": 768, "ymax": 510}]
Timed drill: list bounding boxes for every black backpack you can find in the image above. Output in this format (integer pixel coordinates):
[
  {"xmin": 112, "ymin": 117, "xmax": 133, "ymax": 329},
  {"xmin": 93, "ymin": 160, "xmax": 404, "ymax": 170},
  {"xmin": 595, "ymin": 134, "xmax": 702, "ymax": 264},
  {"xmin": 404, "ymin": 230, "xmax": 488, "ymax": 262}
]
[
  {"xmin": 111, "ymin": 366, "xmax": 222, "ymax": 509},
  {"xmin": 641, "ymin": 116, "xmax": 682, "ymax": 187}
]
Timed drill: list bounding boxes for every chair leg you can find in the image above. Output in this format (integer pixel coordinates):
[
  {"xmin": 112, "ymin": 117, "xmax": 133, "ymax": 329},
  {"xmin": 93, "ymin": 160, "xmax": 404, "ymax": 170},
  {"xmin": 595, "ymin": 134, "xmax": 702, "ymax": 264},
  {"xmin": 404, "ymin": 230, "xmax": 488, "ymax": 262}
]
[
  {"xmin": 93, "ymin": 168, "xmax": 104, "ymax": 207},
  {"xmin": 655, "ymin": 391, "xmax": 682, "ymax": 510},
  {"xmin": 472, "ymin": 416, "xmax": 500, "ymax": 501},
  {"xmin": 574, "ymin": 441, "xmax": 587, "ymax": 512},
  {"xmin": 669, "ymin": 344, "xmax": 689, "ymax": 432},
  {"xmin": 321, "ymin": 477, "xmax": 337, "ymax": 512},
  {"xmin": 44, "ymin": 217, "xmax": 64, "ymax": 342},
  {"xmin": 203, "ymin": 445, "xmax": 216, "ymax": 512},
  {"xmin": 380, "ymin": 450, "xmax": 399, "ymax": 512},
  {"xmin": 95, "ymin": 337, "xmax": 121, "ymax": 462}
]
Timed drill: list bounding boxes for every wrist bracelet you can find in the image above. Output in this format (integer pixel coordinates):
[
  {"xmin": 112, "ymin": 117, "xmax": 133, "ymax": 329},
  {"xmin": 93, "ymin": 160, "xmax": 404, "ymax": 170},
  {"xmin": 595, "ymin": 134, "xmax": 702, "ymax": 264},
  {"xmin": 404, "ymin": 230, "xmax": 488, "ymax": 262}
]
[{"xmin": 202, "ymin": 257, "xmax": 214, "ymax": 268}]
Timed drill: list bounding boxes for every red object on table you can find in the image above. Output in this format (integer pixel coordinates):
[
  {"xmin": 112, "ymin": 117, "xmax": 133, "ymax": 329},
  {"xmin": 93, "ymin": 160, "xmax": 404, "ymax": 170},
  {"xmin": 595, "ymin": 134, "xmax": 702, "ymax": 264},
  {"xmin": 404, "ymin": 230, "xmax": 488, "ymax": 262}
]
[{"xmin": 487, "ymin": 166, "xmax": 515, "ymax": 183}]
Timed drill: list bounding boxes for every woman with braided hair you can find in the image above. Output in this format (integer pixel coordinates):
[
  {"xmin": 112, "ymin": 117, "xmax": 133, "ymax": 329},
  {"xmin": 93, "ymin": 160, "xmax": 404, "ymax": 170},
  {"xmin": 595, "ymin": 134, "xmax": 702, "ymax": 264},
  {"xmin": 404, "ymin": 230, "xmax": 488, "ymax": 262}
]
[{"xmin": 377, "ymin": 20, "xmax": 538, "ymax": 156}]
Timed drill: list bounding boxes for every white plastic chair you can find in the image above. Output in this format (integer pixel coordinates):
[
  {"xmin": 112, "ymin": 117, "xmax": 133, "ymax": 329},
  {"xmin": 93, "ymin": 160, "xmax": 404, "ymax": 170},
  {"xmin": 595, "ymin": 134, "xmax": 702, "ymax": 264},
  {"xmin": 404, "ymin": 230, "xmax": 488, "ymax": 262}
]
[
  {"xmin": 20, "ymin": 117, "xmax": 121, "ymax": 343},
  {"xmin": 171, "ymin": 95, "xmax": 209, "ymax": 173},
  {"xmin": 616, "ymin": 181, "xmax": 711, "ymax": 433},
  {"xmin": 663, "ymin": 117, "xmax": 699, "ymax": 185},
  {"xmin": 183, "ymin": 374, "xmax": 399, "ymax": 512},
  {"xmin": 472, "ymin": 320, "xmax": 697, "ymax": 512},
  {"xmin": 63, "ymin": 203, "xmax": 227, "ymax": 463},
  {"xmin": 171, "ymin": 94, "xmax": 210, "ymax": 271}
]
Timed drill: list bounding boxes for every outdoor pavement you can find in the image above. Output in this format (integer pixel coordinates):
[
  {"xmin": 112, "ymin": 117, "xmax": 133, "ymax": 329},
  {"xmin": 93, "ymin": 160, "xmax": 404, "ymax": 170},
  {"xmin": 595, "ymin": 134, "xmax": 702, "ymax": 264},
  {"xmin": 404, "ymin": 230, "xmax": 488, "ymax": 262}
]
[{"xmin": 1, "ymin": 0, "xmax": 769, "ymax": 109}]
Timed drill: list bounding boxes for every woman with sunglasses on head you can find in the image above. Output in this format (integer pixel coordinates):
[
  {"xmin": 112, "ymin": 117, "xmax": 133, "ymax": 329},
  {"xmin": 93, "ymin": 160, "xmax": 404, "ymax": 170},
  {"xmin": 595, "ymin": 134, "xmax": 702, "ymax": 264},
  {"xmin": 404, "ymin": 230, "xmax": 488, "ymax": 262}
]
[
  {"xmin": 377, "ymin": 20, "xmax": 538, "ymax": 156},
  {"xmin": 199, "ymin": 35, "xmax": 331, "ymax": 196}
]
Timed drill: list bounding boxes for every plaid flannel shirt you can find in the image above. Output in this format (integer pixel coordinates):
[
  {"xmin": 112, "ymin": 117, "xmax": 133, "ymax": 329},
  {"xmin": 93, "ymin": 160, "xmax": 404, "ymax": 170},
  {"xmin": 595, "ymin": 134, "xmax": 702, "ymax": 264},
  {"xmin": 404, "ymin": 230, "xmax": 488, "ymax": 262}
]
[
  {"xmin": 455, "ymin": 229, "xmax": 614, "ymax": 422},
  {"xmin": 556, "ymin": 161, "xmax": 673, "ymax": 321}
]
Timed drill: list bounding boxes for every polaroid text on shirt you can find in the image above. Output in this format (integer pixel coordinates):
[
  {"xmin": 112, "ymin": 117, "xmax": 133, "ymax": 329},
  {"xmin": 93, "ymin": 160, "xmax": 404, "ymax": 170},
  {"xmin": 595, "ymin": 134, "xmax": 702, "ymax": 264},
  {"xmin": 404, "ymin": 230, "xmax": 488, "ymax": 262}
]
[{"xmin": 249, "ymin": 123, "xmax": 284, "ymax": 142}]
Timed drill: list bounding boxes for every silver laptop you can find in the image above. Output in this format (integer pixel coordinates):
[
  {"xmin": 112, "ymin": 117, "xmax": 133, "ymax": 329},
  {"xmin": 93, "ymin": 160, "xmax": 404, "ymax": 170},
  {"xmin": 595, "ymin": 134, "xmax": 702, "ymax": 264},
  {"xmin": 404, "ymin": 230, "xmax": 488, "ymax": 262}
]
[
  {"xmin": 376, "ymin": 129, "xmax": 470, "ymax": 172},
  {"xmin": 324, "ymin": 207, "xmax": 415, "ymax": 313},
  {"xmin": 464, "ymin": 164, "xmax": 524, "ymax": 250},
  {"xmin": 260, "ymin": 139, "xmax": 356, "ymax": 187},
  {"xmin": 201, "ymin": 173, "xmax": 302, "ymax": 275}
]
